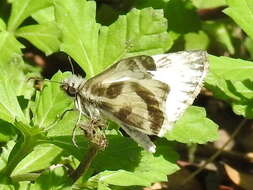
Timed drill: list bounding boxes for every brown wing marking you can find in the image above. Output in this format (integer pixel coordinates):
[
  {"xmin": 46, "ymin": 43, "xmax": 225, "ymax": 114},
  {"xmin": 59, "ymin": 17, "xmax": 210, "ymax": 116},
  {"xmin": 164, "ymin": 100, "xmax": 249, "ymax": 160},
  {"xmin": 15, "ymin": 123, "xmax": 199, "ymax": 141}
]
[
  {"xmin": 118, "ymin": 55, "xmax": 156, "ymax": 71},
  {"xmin": 90, "ymin": 82, "xmax": 124, "ymax": 99},
  {"xmin": 98, "ymin": 80, "xmax": 169, "ymax": 135},
  {"xmin": 131, "ymin": 82, "xmax": 165, "ymax": 133}
]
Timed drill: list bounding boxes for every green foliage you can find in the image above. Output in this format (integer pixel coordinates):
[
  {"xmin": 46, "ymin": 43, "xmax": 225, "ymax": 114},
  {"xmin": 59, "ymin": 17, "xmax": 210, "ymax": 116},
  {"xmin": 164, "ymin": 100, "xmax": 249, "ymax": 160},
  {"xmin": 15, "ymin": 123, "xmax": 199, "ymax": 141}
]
[
  {"xmin": 1, "ymin": 0, "xmax": 252, "ymax": 189},
  {"xmin": 165, "ymin": 106, "xmax": 218, "ymax": 143},
  {"xmin": 16, "ymin": 23, "xmax": 61, "ymax": 55},
  {"xmin": 202, "ymin": 21, "xmax": 234, "ymax": 54},
  {"xmin": 224, "ymin": 0, "xmax": 253, "ymax": 39},
  {"xmin": 0, "ymin": 61, "xmax": 28, "ymax": 123},
  {"xmin": 82, "ymin": 138, "xmax": 179, "ymax": 188},
  {"xmin": 206, "ymin": 55, "xmax": 253, "ymax": 118},
  {"xmin": 55, "ymin": 0, "xmax": 172, "ymax": 78},
  {"xmin": 32, "ymin": 71, "xmax": 73, "ymax": 129},
  {"xmin": 0, "ymin": 31, "xmax": 24, "ymax": 65}
]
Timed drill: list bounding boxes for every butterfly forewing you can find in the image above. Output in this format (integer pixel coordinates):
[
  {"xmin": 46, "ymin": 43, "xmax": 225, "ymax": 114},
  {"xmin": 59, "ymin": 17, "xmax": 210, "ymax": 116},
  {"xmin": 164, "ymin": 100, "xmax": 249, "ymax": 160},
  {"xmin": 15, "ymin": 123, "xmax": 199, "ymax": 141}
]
[{"xmin": 82, "ymin": 55, "xmax": 170, "ymax": 135}]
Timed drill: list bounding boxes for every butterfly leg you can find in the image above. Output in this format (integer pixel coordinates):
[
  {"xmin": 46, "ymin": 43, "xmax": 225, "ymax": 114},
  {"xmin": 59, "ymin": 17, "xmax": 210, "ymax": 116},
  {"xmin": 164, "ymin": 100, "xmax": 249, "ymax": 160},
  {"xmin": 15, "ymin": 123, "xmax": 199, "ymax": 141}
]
[
  {"xmin": 121, "ymin": 125, "xmax": 156, "ymax": 153},
  {"xmin": 44, "ymin": 108, "xmax": 78, "ymax": 131},
  {"xmin": 58, "ymin": 108, "xmax": 78, "ymax": 120},
  {"xmin": 71, "ymin": 109, "xmax": 83, "ymax": 147}
]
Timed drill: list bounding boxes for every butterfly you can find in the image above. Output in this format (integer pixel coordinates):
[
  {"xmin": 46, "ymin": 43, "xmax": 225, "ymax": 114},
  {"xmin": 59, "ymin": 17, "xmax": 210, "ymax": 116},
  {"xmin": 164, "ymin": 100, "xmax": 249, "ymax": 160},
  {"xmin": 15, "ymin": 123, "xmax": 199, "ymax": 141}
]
[{"xmin": 60, "ymin": 50, "xmax": 208, "ymax": 153}]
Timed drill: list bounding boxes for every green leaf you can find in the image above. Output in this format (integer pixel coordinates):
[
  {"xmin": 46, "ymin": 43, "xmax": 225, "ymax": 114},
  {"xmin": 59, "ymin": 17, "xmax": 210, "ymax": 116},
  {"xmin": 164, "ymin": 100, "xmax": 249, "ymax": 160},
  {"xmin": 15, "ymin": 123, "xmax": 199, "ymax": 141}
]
[
  {"xmin": 0, "ymin": 57, "xmax": 38, "ymax": 123},
  {"xmin": 165, "ymin": 0, "xmax": 201, "ymax": 34},
  {"xmin": 33, "ymin": 71, "xmax": 73, "ymax": 129},
  {"xmin": 0, "ymin": 177, "xmax": 30, "ymax": 190},
  {"xmin": 97, "ymin": 182, "xmax": 111, "ymax": 190},
  {"xmin": 46, "ymin": 111, "xmax": 79, "ymax": 137},
  {"xmin": 5, "ymin": 121, "xmax": 44, "ymax": 176},
  {"xmin": 0, "ymin": 120, "xmax": 15, "ymax": 143},
  {"xmin": 224, "ymin": 0, "xmax": 253, "ymax": 39},
  {"xmin": 0, "ymin": 58, "xmax": 39, "ymax": 122},
  {"xmin": 206, "ymin": 55, "xmax": 253, "ymax": 118},
  {"xmin": 165, "ymin": 106, "xmax": 218, "ymax": 144},
  {"xmin": 184, "ymin": 30, "xmax": 209, "ymax": 50},
  {"xmin": 0, "ymin": 18, "xmax": 6, "ymax": 31},
  {"xmin": 0, "ymin": 31, "xmax": 24, "ymax": 65},
  {"xmin": 206, "ymin": 77, "xmax": 253, "ymax": 118},
  {"xmin": 11, "ymin": 144, "xmax": 62, "ymax": 176},
  {"xmin": 45, "ymin": 110, "xmax": 83, "ymax": 158},
  {"xmin": 232, "ymin": 102, "xmax": 253, "ymax": 118},
  {"xmin": 207, "ymin": 55, "xmax": 253, "ymax": 80},
  {"xmin": 7, "ymin": 59, "xmax": 38, "ymax": 100},
  {"xmin": 54, "ymin": 0, "xmax": 172, "ymax": 78},
  {"xmin": 135, "ymin": 0, "xmax": 201, "ymax": 34},
  {"xmin": 31, "ymin": 6, "xmax": 55, "ymax": 24},
  {"xmin": 16, "ymin": 23, "xmax": 61, "ymax": 55},
  {"xmin": 98, "ymin": 8, "xmax": 171, "ymax": 71},
  {"xmin": 88, "ymin": 137, "xmax": 179, "ymax": 187},
  {"xmin": 54, "ymin": 0, "xmax": 98, "ymax": 77},
  {"xmin": 0, "ymin": 183, "xmax": 14, "ymax": 190},
  {"xmin": 7, "ymin": 0, "xmax": 51, "ymax": 31},
  {"xmin": 203, "ymin": 21, "xmax": 234, "ymax": 54},
  {"xmin": 29, "ymin": 166, "xmax": 72, "ymax": 190},
  {"xmin": 90, "ymin": 170, "xmax": 147, "ymax": 186},
  {"xmin": 0, "ymin": 140, "xmax": 15, "ymax": 172},
  {"xmin": 0, "ymin": 173, "xmax": 16, "ymax": 190},
  {"xmin": 134, "ymin": 0, "xmax": 169, "ymax": 9},
  {"xmin": 0, "ymin": 63, "xmax": 27, "ymax": 124},
  {"xmin": 245, "ymin": 37, "xmax": 253, "ymax": 59}
]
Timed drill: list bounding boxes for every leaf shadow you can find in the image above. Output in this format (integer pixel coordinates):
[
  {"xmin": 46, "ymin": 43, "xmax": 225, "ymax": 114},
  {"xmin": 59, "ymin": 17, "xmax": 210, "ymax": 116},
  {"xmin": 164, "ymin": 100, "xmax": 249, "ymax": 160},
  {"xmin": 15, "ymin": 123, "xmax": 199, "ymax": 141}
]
[
  {"xmin": 226, "ymin": 80, "xmax": 253, "ymax": 118},
  {"xmin": 50, "ymin": 135, "xmax": 179, "ymax": 175},
  {"xmin": 206, "ymin": 79, "xmax": 253, "ymax": 118},
  {"xmin": 154, "ymin": 138, "xmax": 179, "ymax": 163},
  {"xmin": 50, "ymin": 135, "xmax": 143, "ymax": 172},
  {"xmin": 91, "ymin": 135, "xmax": 143, "ymax": 172}
]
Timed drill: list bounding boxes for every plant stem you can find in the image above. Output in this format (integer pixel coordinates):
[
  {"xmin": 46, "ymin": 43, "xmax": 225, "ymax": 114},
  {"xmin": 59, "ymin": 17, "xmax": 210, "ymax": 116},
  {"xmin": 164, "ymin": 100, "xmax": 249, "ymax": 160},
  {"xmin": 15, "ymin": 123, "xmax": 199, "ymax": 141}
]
[{"xmin": 70, "ymin": 143, "xmax": 100, "ymax": 183}]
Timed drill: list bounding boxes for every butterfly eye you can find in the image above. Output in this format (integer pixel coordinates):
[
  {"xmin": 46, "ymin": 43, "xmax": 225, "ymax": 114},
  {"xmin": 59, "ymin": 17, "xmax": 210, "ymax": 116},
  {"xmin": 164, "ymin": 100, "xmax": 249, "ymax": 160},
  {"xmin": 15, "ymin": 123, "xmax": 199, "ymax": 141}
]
[{"xmin": 67, "ymin": 86, "xmax": 77, "ymax": 97}]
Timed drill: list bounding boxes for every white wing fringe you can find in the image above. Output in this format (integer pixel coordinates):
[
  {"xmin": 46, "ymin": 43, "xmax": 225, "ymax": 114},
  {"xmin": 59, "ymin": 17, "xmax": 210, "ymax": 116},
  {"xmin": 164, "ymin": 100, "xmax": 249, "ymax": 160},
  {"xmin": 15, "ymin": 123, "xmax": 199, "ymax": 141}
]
[{"xmin": 151, "ymin": 50, "xmax": 209, "ymax": 137}]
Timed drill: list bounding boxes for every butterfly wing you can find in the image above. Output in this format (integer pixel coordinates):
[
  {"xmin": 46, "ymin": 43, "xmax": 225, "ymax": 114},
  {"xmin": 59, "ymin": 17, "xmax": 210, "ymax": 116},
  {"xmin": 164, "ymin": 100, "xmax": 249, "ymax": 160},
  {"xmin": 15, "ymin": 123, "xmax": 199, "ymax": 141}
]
[{"xmin": 151, "ymin": 50, "xmax": 208, "ymax": 136}]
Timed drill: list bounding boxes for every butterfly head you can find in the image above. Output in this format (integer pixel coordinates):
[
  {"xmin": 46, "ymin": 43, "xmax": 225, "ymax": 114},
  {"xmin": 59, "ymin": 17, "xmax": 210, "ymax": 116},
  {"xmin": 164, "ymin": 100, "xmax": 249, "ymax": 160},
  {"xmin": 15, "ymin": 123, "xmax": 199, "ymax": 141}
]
[{"xmin": 61, "ymin": 75, "xmax": 85, "ymax": 97}]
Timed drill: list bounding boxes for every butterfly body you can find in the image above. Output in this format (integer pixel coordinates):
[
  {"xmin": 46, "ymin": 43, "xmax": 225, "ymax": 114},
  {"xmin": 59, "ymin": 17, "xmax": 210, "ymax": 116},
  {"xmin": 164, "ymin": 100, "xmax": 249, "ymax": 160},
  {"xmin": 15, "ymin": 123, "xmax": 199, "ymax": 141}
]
[{"xmin": 61, "ymin": 50, "xmax": 208, "ymax": 153}]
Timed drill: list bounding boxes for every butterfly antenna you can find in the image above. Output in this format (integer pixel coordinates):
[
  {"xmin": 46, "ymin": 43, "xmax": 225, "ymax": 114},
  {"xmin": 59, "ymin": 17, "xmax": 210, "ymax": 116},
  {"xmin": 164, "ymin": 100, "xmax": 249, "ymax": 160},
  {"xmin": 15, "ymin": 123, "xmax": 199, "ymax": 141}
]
[{"xmin": 68, "ymin": 56, "xmax": 75, "ymax": 75}]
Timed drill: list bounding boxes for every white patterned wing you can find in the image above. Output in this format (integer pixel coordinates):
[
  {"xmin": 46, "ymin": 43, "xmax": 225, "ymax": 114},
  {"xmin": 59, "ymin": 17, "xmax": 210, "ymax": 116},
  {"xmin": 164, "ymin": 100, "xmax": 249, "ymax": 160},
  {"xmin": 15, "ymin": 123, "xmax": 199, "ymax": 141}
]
[{"xmin": 151, "ymin": 50, "xmax": 208, "ymax": 136}]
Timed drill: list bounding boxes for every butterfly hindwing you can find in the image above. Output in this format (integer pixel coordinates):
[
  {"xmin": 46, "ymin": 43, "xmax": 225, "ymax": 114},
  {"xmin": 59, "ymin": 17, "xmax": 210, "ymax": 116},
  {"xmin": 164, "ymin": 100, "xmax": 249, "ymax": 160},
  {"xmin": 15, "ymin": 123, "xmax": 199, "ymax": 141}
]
[{"xmin": 151, "ymin": 50, "xmax": 208, "ymax": 136}]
